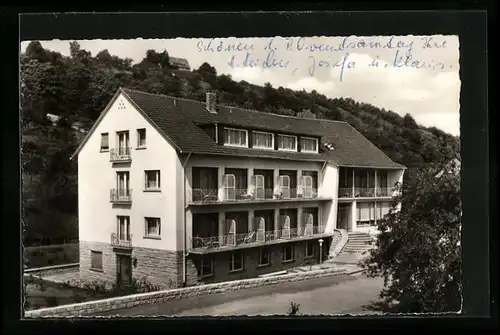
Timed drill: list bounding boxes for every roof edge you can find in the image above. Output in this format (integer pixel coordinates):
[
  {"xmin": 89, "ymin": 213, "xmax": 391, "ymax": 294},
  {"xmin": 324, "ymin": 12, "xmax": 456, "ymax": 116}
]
[
  {"xmin": 344, "ymin": 122, "xmax": 405, "ymax": 169},
  {"xmin": 120, "ymin": 87, "xmax": 350, "ymax": 126},
  {"xmin": 69, "ymin": 88, "xmax": 122, "ymax": 160},
  {"xmin": 120, "ymin": 89, "xmax": 184, "ymax": 154}
]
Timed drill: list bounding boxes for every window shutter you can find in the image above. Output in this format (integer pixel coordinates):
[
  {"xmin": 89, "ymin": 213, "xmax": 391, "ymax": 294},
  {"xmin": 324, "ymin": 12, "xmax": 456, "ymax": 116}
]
[
  {"xmin": 254, "ymin": 175, "xmax": 265, "ymax": 199},
  {"xmin": 223, "ymin": 174, "xmax": 236, "ymax": 200},
  {"xmin": 279, "ymin": 175, "xmax": 290, "ymax": 199},
  {"xmin": 256, "ymin": 217, "xmax": 266, "ymax": 242},
  {"xmin": 226, "ymin": 219, "xmax": 236, "ymax": 246},
  {"xmin": 304, "ymin": 213, "xmax": 313, "ymax": 236},
  {"xmin": 302, "ymin": 175, "xmax": 313, "ymax": 198},
  {"xmin": 359, "ymin": 203, "xmax": 370, "ymax": 221},
  {"xmin": 101, "ymin": 134, "xmax": 109, "ymax": 148},
  {"xmin": 282, "ymin": 215, "xmax": 291, "ymax": 239}
]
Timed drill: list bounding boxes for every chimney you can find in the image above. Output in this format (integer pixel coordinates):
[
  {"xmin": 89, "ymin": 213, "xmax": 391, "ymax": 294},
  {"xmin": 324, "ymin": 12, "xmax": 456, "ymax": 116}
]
[{"xmin": 206, "ymin": 92, "xmax": 217, "ymax": 114}]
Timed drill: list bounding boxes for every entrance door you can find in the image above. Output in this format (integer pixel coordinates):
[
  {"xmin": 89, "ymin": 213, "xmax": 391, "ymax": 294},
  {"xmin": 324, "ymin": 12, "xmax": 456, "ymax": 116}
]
[
  {"xmin": 116, "ymin": 254, "xmax": 132, "ymax": 287},
  {"xmin": 337, "ymin": 205, "xmax": 352, "ymax": 231}
]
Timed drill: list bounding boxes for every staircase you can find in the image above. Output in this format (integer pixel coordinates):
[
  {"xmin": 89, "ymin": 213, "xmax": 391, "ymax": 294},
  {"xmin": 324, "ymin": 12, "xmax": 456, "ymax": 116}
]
[{"xmin": 331, "ymin": 232, "xmax": 375, "ymax": 265}]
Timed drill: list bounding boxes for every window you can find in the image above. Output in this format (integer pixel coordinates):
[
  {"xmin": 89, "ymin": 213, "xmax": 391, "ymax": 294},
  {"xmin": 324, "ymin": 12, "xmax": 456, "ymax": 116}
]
[
  {"xmin": 90, "ymin": 251, "xmax": 103, "ymax": 270},
  {"xmin": 277, "ymin": 134, "xmax": 297, "ymax": 151},
  {"xmin": 305, "ymin": 242, "xmax": 314, "ymax": 258},
  {"xmin": 253, "ymin": 131, "xmax": 274, "ymax": 149},
  {"xmin": 357, "ymin": 203, "xmax": 376, "ymax": 226},
  {"xmin": 100, "ymin": 133, "xmax": 109, "ymax": 151},
  {"xmin": 145, "ymin": 217, "xmax": 161, "ymax": 237},
  {"xmin": 229, "ymin": 250, "xmax": 244, "ymax": 271},
  {"xmin": 199, "ymin": 255, "xmax": 214, "ymax": 277},
  {"xmin": 283, "ymin": 245, "xmax": 294, "ymax": 262},
  {"xmin": 258, "ymin": 247, "xmax": 270, "ymax": 267},
  {"xmin": 223, "ymin": 128, "xmax": 248, "ymax": 147},
  {"xmin": 301, "ymin": 137, "xmax": 318, "ymax": 153},
  {"xmin": 145, "ymin": 170, "xmax": 161, "ymax": 190},
  {"xmin": 117, "ymin": 216, "xmax": 130, "ymax": 240},
  {"xmin": 137, "ymin": 128, "xmax": 146, "ymax": 148}
]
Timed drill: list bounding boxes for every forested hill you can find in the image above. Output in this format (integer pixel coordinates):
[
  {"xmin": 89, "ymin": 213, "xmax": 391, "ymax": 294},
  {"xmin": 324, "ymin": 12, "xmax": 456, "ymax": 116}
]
[{"xmin": 21, "ymin": 41, "xmax": 460, "ymax": 245}]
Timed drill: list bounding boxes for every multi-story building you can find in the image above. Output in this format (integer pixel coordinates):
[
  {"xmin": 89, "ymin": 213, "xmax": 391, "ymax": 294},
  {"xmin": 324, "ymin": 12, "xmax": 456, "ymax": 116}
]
[{"xmin": 71, "ymin": 88, "xmax": 405, "ymax": 289}]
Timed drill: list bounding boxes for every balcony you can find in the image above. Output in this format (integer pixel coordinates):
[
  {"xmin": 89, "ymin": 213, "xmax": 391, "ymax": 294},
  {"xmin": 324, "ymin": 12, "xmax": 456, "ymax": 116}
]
[
  {"xmin": 110, "ymin": 147, "xmax": 132, "ymax": 163},
  {"xmin": 111, "ymin": 233, "xmax": 132, "ymax": 249},
  {"xmin": 188, "ymin": 187, "xmax": 324, "ymax": 205},
  {"xmin": 338, "ymin": 187, "xmax": 391, "ymax": 199},
  {"xmin": 189, "ymin": 225, "xmax": 330, "ymax": 254},
  {"xmin": 110, "ymin": 189, "xmax": 132, "ymax": 204}
]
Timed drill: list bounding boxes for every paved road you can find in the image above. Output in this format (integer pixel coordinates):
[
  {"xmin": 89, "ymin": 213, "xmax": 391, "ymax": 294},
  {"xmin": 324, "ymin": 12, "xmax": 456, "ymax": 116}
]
[{"xmin": 92, "ymin": 273, "xmax": 384, "ymax": 316}]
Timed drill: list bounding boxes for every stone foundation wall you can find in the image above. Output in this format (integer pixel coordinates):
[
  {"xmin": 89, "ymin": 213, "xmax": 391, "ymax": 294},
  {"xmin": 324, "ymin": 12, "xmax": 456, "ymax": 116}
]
[
  {"xmin": 79, "ymin": 241, "xmax": 182, "ymax": 289},
  {"xmin": 79, "ymin": 241, "xmax": 117, "ymax": 289},
  {"xmin": 132, "ymin": 247, "xmax": 183, "ymax": 289}
]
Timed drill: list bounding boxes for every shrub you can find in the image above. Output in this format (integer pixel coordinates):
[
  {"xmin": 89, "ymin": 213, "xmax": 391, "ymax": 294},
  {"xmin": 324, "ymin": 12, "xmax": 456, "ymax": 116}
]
[
  {"xmin": 288, "ymin": 301, "xmax": 300, "ymax": 316},
  {"xmin": 82, "ymin": 280, "xmax": 108, "ymax": 296},
  {"xmin": 111, "ymin": 277, "xmax": 163, "ymax": 296}
]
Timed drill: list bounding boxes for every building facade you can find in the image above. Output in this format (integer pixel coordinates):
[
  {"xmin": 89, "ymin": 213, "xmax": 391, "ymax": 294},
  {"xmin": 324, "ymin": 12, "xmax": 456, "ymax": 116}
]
[{"xmin": 71, "ymin": 88, "xmax": 405, "ymax": 289}]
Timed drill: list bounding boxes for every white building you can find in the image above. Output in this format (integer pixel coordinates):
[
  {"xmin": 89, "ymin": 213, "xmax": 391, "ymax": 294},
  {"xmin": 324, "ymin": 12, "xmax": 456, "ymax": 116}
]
[{"xmin": 71, "ymin": 88, "xmax": 405, "ymax": 288}]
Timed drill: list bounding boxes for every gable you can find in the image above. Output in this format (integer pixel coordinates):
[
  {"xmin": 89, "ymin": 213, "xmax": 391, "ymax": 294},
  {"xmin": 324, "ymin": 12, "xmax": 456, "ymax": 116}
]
[{"xmin": 71, "ymin": 89, "xmax": 180, "ymax": 160}]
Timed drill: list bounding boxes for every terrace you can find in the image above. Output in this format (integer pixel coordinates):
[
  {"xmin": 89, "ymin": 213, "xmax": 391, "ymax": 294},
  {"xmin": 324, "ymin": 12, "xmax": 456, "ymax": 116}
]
[
  {"xmin": 189, "ymin": 210, "xmax": 330, "ymax": 254},
  {"xmin": 338, "ymin": 167, "xmax": 393, "ymax": 200},
  {"xmin": 188, "ymin": 168, "xmax": 328, "ymax": 205}
]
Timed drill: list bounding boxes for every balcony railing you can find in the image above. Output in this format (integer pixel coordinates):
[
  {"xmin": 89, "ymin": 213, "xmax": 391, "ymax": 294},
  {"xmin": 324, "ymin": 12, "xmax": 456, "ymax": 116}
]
[
  {"xmin": 190, "ymin": 225, "xmax": 327, "ymax": 251},
  {"xmin": 338, "ymin": 187, "xmax": 391, "ymax": 198},
  {"xmin": 110, "ymin": 189, "xmax": 132, "ymax": 203},
  {"xmin": 110, "ymin": 147, "xmax": 132, "ymax": 162},
  {"xmin": 111, "ymin": 233, "xmax": 132, "ymax": 248},
  {"xmin": 188, "ymin": 187, "xmax": 320, "ymax": 204}
]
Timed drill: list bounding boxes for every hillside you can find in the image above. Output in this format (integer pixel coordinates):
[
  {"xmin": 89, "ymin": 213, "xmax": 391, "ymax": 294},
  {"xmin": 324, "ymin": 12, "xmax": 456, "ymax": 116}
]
[{"xmin": 20, "ymin": 41, "xmax": 460, "ymax": 245}]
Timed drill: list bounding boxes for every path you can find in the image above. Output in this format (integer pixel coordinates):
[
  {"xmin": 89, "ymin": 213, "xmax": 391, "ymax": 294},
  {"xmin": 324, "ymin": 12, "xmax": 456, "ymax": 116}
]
[{"xmin": 91, "ymin": 273, "xmax": 384, "ymax": 316}]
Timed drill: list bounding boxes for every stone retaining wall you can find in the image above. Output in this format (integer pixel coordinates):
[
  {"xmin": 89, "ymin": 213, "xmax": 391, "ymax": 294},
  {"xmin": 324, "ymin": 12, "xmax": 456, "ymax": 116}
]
[
  {"xmin": 24, "ymin": 263, "xmax": 79, "ymax": 278},
  {"xmin": 24, "ymin": 266, "xmax": 349, "ymax": 318},
  {"xmin": 328, "ymin": 229, "xmax": 348, "ymax": 259}
]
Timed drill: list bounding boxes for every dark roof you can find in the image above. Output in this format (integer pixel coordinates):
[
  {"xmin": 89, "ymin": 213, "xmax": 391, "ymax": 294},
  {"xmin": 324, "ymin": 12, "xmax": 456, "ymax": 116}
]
[
  {"xmin": 169, "ymin": 57, "xmax": 190, "ymax": 69},
  {"xmin": 120, "ymin": 88, "xmax": 404, "ymax": 168}
]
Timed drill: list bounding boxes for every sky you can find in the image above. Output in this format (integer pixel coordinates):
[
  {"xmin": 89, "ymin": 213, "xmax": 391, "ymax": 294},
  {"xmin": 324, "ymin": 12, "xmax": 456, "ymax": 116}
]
[{"xmin": 20, "ymin": 35, "xmax": 460, "ymax": 136}]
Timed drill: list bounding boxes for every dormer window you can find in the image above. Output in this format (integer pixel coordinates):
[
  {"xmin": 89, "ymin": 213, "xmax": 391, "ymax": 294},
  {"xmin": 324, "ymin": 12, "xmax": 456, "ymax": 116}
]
[
  {"xmin": 223, "ymin": 127, "xmax": 248, "ymax": 147},
  {"xmin": 277, "ymin": 134, "xmax": 297, "ymax": 152},
  {"xmin": 252, "ymin": 131, "xmax": 274, "ymax": 150},
  {"xmin": 301, "ymin": 137, "xmax": 318, "ymax": 153}
]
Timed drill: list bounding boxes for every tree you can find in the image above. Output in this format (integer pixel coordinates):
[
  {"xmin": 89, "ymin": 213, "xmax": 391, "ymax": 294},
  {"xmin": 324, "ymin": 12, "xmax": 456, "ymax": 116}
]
[{"xmin": 361, "ymin": 159, "xmax": 462, "ymax": 313}]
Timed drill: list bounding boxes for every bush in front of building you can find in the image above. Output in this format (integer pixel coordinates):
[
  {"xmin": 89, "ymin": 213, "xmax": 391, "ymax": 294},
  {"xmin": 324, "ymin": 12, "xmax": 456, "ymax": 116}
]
[{"xmin": 288, "ymin": 301, "xmax": 301, "ymax": 316}]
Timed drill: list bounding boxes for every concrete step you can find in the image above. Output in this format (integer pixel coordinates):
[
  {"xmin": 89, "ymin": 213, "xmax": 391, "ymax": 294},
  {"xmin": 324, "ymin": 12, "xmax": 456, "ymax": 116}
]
[
  {"xmin": 346, "ymin": 242, "xmax": 373, "ymax": 247},
  {"xmin": 347, "ymin": 237, "xmax": 373, "ymax": 242},
  {"xmin": 342, "ymin": 247, "xmax": 372, "ymax": 252}
]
